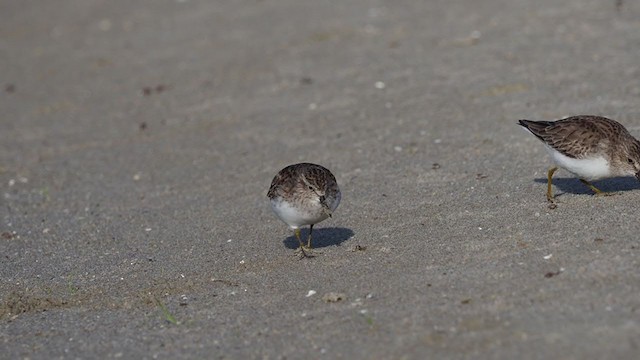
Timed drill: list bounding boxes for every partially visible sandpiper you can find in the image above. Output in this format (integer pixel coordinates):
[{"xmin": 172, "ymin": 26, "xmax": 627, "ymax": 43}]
[
  {"xmin": 518, "ymin": 115, "xmax": 640, "ymax": 204},
  {"xmin": 267, "ymin": 163, "xmax": 341, "ymax": 258}
]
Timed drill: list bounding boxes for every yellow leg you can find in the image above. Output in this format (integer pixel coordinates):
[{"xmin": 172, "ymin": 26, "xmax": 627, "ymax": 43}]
[
  {"xmin": 294, "ymin": 229, "xmax": 308, "ymax": 257},
  {"xmin": 547, "ymin": 167, "xmax": 558, "ymax": 203},
  {"xmin": 579, "ymin": 179, "xmax": 609, "ymax": 196}
]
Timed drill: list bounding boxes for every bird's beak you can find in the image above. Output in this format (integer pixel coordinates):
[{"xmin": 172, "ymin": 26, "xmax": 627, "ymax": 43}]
[{"xmin": 321, "ymin": 201, "xmax": 332, "ymax": 217}]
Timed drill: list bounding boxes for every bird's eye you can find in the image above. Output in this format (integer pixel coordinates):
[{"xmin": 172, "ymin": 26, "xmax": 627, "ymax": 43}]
[
  {"xmin": 308, "ymin": 186, "xmax": 314, "ymax": 190},
  {"xmin": 628, "ymin": 158, "xmax": 634, "ymax": 164}
]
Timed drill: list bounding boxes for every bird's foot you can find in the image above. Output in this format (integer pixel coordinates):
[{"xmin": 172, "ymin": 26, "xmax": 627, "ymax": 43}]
[
  {"xmin": 546, "ymin": 195, "xmax": 558, "ymax": 209},
  {"xmin": 595, "ymin": 191, "xmax": 619, "ymax": 197},
  {"xmin": 294, "ymin": 246, "xmax": 319, "ymax": 259}
]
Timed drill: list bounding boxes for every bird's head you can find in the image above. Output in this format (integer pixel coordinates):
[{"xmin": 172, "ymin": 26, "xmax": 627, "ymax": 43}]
[{"xmin": 618, "ymin": 139, "xmax": 640, "ymax": 180}]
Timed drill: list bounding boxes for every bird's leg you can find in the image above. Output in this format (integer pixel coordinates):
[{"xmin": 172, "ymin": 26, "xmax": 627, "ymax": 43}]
[
  {"xmin": 547, "ymin": 166, "xmax": 558, "ymax": 203},
  {"xmin": 305, "ymin": 225, "xmax": 322, "ymax": 254},
  {"xmin": 294, "ymin": 229, "xmax": 309, "ymax": 258},
  {"xmin": 579, "ymin": 179, "xmax": 616, "ymax": 197},
  {"xmin": 579, "ymin": 179, "xmax": 602, "ymax": 195},
  {"xmin": 307, "ymin": 224, "xmax": 313, "ymax": 249}
]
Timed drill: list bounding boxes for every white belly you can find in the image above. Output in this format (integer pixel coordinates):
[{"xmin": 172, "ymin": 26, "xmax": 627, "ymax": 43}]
[
  {"xmin": 270, "ymin": 199, "xmax": 329, "ymax": 229},
  {"xmin": 546, "ymin": 146, "xmax": 611, "ymax": 180}
]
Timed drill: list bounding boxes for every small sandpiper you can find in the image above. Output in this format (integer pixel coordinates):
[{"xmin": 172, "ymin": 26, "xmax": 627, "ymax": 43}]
[
  {"xmin": 267, "ymin": 163, "xmax": 341, "ymax": 257},
  {"xmin": 518, "ymin": 115, "xmax": 640, "ymax": 203}
]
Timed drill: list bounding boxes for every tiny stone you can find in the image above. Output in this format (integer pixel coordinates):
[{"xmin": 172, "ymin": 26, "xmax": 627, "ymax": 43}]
[
  {"xmin": 351, "ymin": 244, "xmax": 367, "ymax": 252},
  {"xmin": 98, "ymin": 19, "xmax": 112, "ymax": 31},
  {"xmin": 374, "ymin": 81, "xmax": 385, "ymax": 89},
  {"xmin": 322, "ymin": 292, "xmax": 346, "ymax": 303}
]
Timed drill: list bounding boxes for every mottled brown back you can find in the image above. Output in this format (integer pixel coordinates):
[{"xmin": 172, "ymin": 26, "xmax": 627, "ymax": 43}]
[
  {"xmin": 518, "ymin": 115, "xmax": 636, "ymax": 159},
  {"xmin": 267, "ymin": 163, "xmax": 338, "ymax": 199}
]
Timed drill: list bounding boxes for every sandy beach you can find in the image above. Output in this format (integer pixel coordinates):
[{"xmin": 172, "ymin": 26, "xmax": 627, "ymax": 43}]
[{"xmin": 1, "ymin": 0, "xmax": 639, "ymax": 358}]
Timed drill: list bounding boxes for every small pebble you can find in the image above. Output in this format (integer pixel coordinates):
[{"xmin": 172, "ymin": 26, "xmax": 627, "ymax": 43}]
[
  {"xmin": 322, "ymin": 292, "xmax": 346, "ymax": 303},
  {"xmin": 98, "ymin": 19, "xmax": 112, "ymax": 31}
]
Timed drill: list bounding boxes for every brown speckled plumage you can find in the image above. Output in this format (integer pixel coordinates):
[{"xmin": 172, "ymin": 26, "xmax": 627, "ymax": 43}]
[
  {"xmin": 518, "ymin": 115, "xmax": 640, "ymax": 161},
  {"xmin": 268, "ymin": 163, "xmax": 339, "ymax": 202}
]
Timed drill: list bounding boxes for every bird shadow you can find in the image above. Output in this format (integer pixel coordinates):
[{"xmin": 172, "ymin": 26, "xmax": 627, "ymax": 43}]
[
  {"xmin": 534, "ymin": 176, "xmax": 640, "ymax": 196},
  {"xmin": 282, "ymin": 227, "xmax": 354, "ymax": 249}
]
